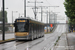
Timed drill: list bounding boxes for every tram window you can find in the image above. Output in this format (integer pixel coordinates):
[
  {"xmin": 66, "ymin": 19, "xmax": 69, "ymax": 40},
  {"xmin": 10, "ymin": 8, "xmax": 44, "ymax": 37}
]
[
  {"xmin": 15, "ymin": 23, "xmax": 29, "ymax": 32},
  {"xmin": 24, "ymin": 23, "xmax": 29, "ymax": 31},
  {"xmin": 29, "ymin": 24, "xmax": 31, "ymax": 33},
  {"xmin": 16, "ymin": 23, "xmax": 25, "ymax": 32},
  {"xmin": 29, "ymin": 23, "xmax": 33, "ymax": 33}
]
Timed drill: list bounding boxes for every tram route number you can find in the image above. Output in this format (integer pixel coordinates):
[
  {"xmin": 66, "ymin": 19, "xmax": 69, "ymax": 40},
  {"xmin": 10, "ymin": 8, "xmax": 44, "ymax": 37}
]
[{"xmin": 17, "ymin": 20, "xmax": 27, "ymax": 22}]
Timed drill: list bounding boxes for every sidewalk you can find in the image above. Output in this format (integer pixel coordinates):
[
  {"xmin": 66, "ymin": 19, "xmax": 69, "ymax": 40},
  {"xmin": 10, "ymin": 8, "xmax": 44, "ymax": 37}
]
[
  {"xmin": 67, "ymin": 32, "xmax": 75, "ymax": 50},
  {"xmin": 53, "ymin": 33, "xmax": 68, "ymax": 50}
]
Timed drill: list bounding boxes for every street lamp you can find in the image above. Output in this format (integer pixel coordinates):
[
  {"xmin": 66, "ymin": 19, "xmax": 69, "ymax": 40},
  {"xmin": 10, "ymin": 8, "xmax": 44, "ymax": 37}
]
[
  {"xmin": 12, "ymin": 11, "xmax": 18, "ymax": 24},
  {"xmin": 12, "ymin": 11, "xmax": 18, "ymax": 32},
  {"xmin": 19, "ymin": 13, "xmax": 24, "ymax": 18},
  {"xmin": 2, "ymin": 0, "xmax": 5, "ymax": 40},
  {"xmin": 0, "ymin": 7, "xmax": 8, "ymax": 10},
  {"xmin": 24, "ymin": 0, "xmax": 26, "ymax": 17},
  {"xmin": 2, "ymin": 0, "xmax": 8, "ymax": 40}
]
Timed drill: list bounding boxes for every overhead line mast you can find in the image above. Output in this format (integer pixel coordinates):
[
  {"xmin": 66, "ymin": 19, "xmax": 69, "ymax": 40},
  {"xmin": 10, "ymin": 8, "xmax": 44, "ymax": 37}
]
[{"xmin": 27, "ymin": 0, "xmax": 43, "ymax": 19}]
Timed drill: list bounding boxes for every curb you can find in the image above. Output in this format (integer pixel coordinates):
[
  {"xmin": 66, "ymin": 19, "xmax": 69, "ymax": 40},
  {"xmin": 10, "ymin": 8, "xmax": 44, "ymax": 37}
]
[{"xmin": 0, "ymin": 38, "xmax": 15, "ymax": 44}]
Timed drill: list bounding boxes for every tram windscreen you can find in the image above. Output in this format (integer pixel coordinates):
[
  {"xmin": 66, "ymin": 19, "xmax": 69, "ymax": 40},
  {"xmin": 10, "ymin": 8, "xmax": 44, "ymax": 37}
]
[{"xmin": 15, "ymin": 23, "xmax": 29, "ymax": 32}]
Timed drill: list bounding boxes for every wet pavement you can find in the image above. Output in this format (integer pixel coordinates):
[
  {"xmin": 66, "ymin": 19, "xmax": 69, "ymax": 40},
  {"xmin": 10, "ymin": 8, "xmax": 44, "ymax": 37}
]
[
  {"xmin": 52, "ymin": 24, "xmax": 75, "ymax": 50},
  {"xmin": 67, "ymin": 33, "xmax": 75, "ymax": 50},
  {"xmin": 0, "ymin": 24, "xmax": 67, "ymax": 50},
  {"xmin": 0, "ymin": 33, "xmax": 14, "ymax": 40},
  {"xmin": 54, "ymin": 33, "xmax": 68, "ymax": 50}
]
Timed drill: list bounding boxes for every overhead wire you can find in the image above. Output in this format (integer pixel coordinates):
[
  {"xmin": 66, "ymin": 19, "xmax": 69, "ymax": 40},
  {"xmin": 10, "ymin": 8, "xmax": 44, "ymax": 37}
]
[{"xmin": 45, "ymin": 0, "xmax": 52, "ymax": 6}]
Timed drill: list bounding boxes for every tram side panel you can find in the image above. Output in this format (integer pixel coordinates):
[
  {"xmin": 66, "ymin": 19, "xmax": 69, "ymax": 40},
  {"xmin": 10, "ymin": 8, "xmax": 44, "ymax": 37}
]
[
  {"xmin": 42, "ymin": 25, "xmax": 44, "ymax": 36},
  {"xmin": 35, "ymin": 24, "xmax": 37, "ymax": 38},
  {"xmin": 29, "ymin": 23, "xmax": 34, "ymax": 39},
  {"xmin": 40, "ymin": 25, "xmax": 42, "ymax": 37},
  {"xmin": 29, "ymin": 23, "xmax": 32, "ymax": 39},
  {"xmin": 39, "ymin": 25, "xmax": 41, "ymax": 37},
  {"xmin": 33, "ymin": 23, "xmax": 37, "ymax": 38}
]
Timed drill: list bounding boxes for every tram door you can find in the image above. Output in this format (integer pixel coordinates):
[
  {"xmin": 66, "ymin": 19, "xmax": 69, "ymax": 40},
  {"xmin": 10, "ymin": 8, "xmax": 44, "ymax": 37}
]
[{"xmin": 29, "ymin": 23, "xmax": 34, "ymax": 39}]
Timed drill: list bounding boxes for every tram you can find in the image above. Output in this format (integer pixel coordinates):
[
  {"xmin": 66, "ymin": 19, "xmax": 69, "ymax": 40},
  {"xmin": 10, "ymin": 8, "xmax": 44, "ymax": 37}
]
[{"xmin": 14, "ymin": 17, "xmax": 45, "ymax": 40}]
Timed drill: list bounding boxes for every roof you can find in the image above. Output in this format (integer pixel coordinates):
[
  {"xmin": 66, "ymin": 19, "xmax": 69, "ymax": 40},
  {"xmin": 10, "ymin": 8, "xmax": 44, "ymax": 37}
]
[{"xmin": 15, "ymin": 17, "xmax": 45, "ymax": 25}]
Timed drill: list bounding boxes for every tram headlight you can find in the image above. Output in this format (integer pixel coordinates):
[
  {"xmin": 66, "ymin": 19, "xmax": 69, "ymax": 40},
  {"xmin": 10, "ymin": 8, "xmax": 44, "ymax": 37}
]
[{"xmin": 27, "ymin": 33, "xmax": 29, "ymax": 35}]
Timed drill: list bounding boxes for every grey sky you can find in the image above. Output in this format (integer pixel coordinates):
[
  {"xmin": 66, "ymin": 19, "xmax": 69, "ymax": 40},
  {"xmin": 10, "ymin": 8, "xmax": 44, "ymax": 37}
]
[{"xmin": 0, "ymin": 0, "xmax": 66, "ymax": 23}]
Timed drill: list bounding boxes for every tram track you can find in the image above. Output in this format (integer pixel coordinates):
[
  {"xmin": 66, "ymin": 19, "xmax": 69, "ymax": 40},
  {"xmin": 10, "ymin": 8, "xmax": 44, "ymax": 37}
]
[
  {"xmin": 16, "ymin": 41, "xmax": 28, "ymax": 45},
  {"xmin": 0, "ymin": 25, "xmax": 67, "ymax": 50},
  {"xmin": 16, "ymin": 34, "xmax": 54, "ymax": 49},
  {"xmin": 0, "ymin": 25, "xmax": 63, "ymax": 50},
  {"xmin": 0, "ymin": 34, "xmax": 56, "ymax": 50},
  {"xmin": 24, "ymin": 33, "xmax": 58, "ymax": 50},
  {"xmin": 0, "ymin": 41, "xmax": 27, "ymax": 50},
  {"xmin": 23, "ymin": 39, "xmax": 44, "ymax": 50},
  {"xmin": 42, "ymin": 33, "xmax": 58, "ymax": 50},
  {"xmin": 0, "ymin": 37, "xmax": 44, "ymax": 50}
]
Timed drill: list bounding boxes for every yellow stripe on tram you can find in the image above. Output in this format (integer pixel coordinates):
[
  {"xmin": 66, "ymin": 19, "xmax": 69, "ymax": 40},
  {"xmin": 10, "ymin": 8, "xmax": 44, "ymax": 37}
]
[{"xmin": 15, "ymin": 32, "xmax": 29, "ymax": 36}]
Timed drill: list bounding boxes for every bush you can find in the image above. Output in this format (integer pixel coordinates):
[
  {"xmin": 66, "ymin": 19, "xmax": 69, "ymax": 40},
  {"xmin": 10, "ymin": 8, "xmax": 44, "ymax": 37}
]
[{"xmin": 0, "ymin": 27, "xmax": 8, "ymax": 31}]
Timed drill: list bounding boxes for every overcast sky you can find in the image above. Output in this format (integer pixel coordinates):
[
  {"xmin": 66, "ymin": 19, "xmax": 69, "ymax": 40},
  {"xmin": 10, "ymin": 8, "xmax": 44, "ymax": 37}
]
[{"xmin": 0, "ymin": 0, "xmax": 67, "ymax": 23}]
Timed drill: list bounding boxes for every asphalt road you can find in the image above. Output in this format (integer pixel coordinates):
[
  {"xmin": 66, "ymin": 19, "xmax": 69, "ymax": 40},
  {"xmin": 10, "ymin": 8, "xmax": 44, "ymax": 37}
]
[{"xmin": 0, "ymin": 24, "xmax": 67, "ymax": 50}]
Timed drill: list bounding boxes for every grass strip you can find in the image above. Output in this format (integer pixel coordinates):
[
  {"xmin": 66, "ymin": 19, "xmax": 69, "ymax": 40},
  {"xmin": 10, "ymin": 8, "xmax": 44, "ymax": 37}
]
[
  {"xmin": 0, "ymin": 38, "xmax": 15, "ymax": 43},
  {"xmin": 45, "ymin": 32, "xmax": 51, "ymax": 34}
]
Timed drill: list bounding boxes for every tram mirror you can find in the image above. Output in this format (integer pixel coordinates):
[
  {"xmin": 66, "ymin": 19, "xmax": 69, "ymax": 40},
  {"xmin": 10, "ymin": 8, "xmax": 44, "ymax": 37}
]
[{"xmin": 13, "ymin": 23, "xmax": 16, "ymax": 27}]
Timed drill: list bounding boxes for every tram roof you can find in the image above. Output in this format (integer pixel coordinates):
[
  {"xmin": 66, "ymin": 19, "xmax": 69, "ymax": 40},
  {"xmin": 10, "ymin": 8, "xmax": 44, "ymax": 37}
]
[{"xmin": 15, "ymin": 17, "xmax": 45, "ymax": 25}]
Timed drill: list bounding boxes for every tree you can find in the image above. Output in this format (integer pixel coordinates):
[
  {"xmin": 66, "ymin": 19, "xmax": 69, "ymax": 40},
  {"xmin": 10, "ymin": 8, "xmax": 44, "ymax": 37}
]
[
  {"xmin": 64, "ymin": 0, "xmax": 75, "ymax": 24},
  {"xmin": 0, "ymin": 10, "xmax": 7, "ymax": 22},
  {"xmin": 0, "ymin": 10, "xmax": 8, "ymax": 31}
]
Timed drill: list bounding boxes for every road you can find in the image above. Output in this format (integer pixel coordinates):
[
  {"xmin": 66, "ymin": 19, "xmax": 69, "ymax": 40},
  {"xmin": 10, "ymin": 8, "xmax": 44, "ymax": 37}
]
[{"xmin": 0, "ymin": 24, "xmax": 67, "ymax": 50}]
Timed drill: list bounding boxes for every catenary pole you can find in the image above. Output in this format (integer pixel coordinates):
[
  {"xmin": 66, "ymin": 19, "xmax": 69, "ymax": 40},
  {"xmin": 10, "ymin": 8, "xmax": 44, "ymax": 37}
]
[
  {"xmin": 2, "ymin": 0, "xmax": 5, "ymax": 40},
  {"xmin": 24, "ymin": 0, "xmax": 26, "ymax": 17}
]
